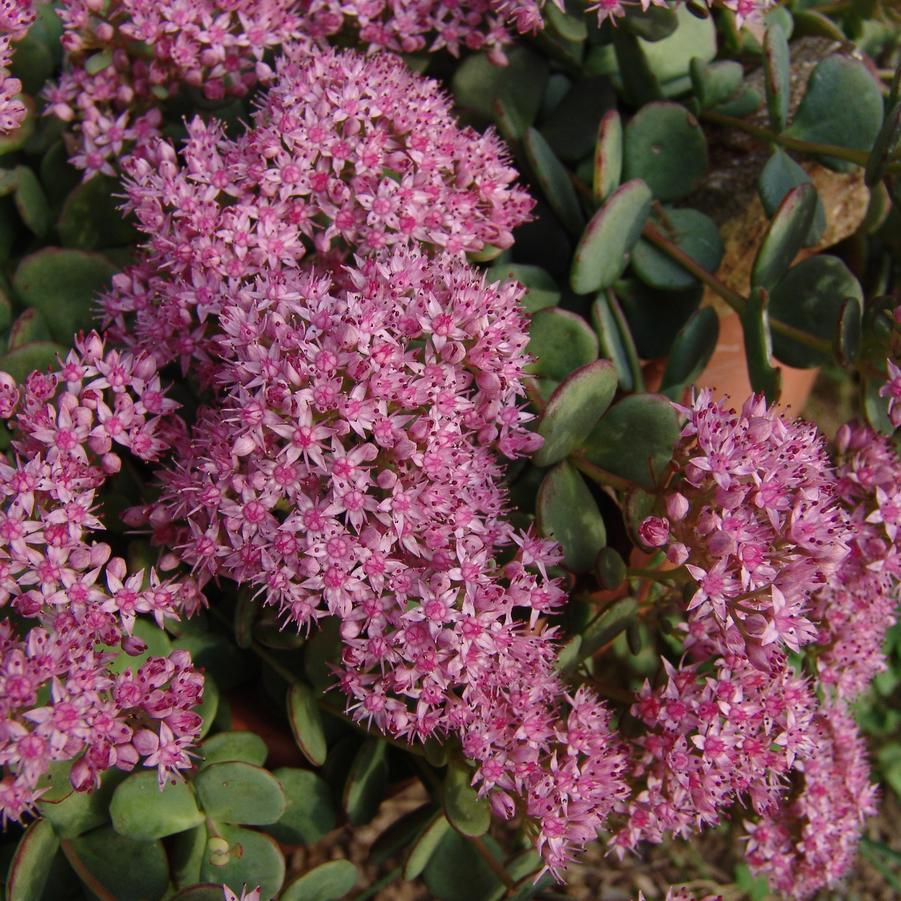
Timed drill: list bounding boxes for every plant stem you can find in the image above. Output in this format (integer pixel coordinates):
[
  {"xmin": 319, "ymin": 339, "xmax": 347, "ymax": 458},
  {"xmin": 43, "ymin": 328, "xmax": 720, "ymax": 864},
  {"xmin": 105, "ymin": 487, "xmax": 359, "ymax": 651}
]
[
  {"xmin": 470, "ymin": 836, "xmax": 517, "ymax": 890},
  {"xmin": 571, "ymin": 451, "xmax": 633, "ymax": 492},
  {"xmin": 700, "ymin": 109, "xmax": 870, "ymax": 166}
]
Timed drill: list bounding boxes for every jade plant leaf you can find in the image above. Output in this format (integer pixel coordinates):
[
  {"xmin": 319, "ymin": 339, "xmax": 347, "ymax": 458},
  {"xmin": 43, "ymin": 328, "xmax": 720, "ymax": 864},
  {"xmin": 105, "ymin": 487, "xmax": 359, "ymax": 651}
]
[
  {"xmin": 443, "ymin": 759, "xmax": 491, "ymax": 838},
  {"xmin": 757, "ymin": 149, "xmax": 825, "ymax": 245},
  {"xmin": 403, "ymin": 811, "xmax": 451, "ymax": 880},
  {"xmin": 785, "ymin": 56, "xmax": 883, "ymax": 171},
  {"xmin": 171, "ymin": 825, "xmax": 207, "ymax": 889},
  {"xmin": 595, "ymin": 546, "xmax": 627, "ymax": 590},
  {"xmin": 523, "ymin": 127, "xmax": 584, "ymax": 237},
  {"xmin": 196, "ymin": 761, "xmax": 287, "ymax": 826},
  {"xmin": 768, "ymin": 255, "xmax": 863, "ymax": 367},
  {"xmin": 593, "ymin": 109, "xmax": 623, "ymax": 202},
  {"xmin": 580, "ymin": 597, "xmax": 639, "ymax": 659},
  {"xmin": 834, "ymin": 296, "xmax": 862, "ymax": 367},
  {"xmin": 740, "ymin": 287, "xmax": 782, "ymax": 403},
  {"xmin": 171, "ymin": 885, "xmax": 232, "ymax": 901},
  {"xmin": 287, "ymin": 681, "xmax": 328, "ymax": 766},
  {"xmin": 623, "ymin": 102, "xmax": 708, "ymax": 201},
  {"xmin": 109, "ymin": 770, "xmax": 204, "ymax": 840},
  {"xmin": 8, "ymin": 308, "xmax": 51, "ymax": 350},
  {"xmin": 370, "ymin": 804, "xmax": 437, "ymax": 866},
  {"xmin": 13, "ymin": 248, "xmax": 118, "ymax": 343},
  {"xmin": 660, "ymin": 306, "xmax": 720, "ymax": 398},
  {"xmin": 570, "ymin": 179, "xmax": 652, "ymax": 294},
  {"xmin": 537, "ymin": 461, "xmax": 607, "ymax": 572},
  {"xmin": 343, "ymin": 738, "xmax": 389, "ymax": 826},
  {"xmin": 38, "ymin": 768, "xmax": 127, "ymax": 839},
  {"xmin": 763, "ymin": 24, "xmax": 790, "ymax": 132},
  {"xmin": 533, "ymin": 360, "xmax": 618, "ymax": 467},
  {"xmin": 751, "ymin": 183, "xmax": 818, "ymax": 291},
  {"xmin": 591, "ymin": 292, "xmax": 642, "ymax": 392},
  {"xmin": 612, "ymin": 30, "xmax": 663, "ymax": 107},
  {"xmin": 265, "ymin": 767, "xmax": 336, "ymax": 845},
  {"xmin": 6, "ymin": 819, "xmax": 59, "ymax": 901},
  {"xmin": 638, "ymin": 4, "xmax": 716, "ymax": 85},
  {"xmin": 540, "ymin": 77, "xmax": 614, "ymax": 164},
  {"xmin": 0, "ymin": 341, "xmax": 66, "ymax": 381},
  {"xmin": 623, "ymin": 4, "xmax": 679, "ymax": 41},
  {"xmin": 198, "ymin": 824, "xmax": 285, "ymax": 901},
  {"xmin": 525, "ymin": 307, "xmax": 599, "ymax": 380},
  {"xmin": 631, "ymin": 207, "xmax": 724, "ymax": 291},
  {"xmin": 616, "ymin": 278, "xmax": 702, "ymax": 360},
  {"xmin": 57, "ymin": 174, "xmax": 140, "ymax": 249},
  {"xmin": 865, "ymin": 99, "xmax": 901, "ymax": 188},
  {"xmin": 281, "ymin": 860, "xmax": 359, "ymax": 901},
  {"xmin": 583, "ymin": 394, "xmax": 680, "ymax": 489},
  {"xmin": 12, "ymin": 166, "xmax": 51, "ymax": 238},
  {"xmin": 689, "ymin": 58, "xmax": 743, "ymax": 109},
  {"xmin": 710, "ymin": 87, "xmax": 762, "ymax": 118},
  {"xmin": 63, "ymin": 825, "xmax": 169, "ymax": 901},
  {"xmin": 199, "ymin": 731, "xmax": 268, "ymax": 769}
]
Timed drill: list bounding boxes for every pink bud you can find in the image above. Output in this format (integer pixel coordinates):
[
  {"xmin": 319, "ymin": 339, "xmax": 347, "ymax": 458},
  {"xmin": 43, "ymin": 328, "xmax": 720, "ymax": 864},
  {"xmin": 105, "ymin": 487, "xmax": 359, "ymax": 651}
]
[
  {"xmin": 666, "ymin": 542, "xmax": 689, "ymax": 565},
  {"xmin": 665, "ymin": 492, "xmax": 689, "ymax": 521},
  {"xmin": 122, "ymin": 635, "xmax": 148, "ymax": 656},
  {"xmin": 639, "ymin": 516, "xmax": 670, "ymax": 548}
]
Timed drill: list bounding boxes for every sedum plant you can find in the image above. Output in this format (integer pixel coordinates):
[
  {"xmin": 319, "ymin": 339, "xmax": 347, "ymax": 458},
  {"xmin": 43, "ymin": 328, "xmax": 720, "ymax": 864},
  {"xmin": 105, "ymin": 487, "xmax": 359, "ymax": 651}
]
[{"xmin": 0, "ymin": 1, "xmax": 900, "ymax": 900}]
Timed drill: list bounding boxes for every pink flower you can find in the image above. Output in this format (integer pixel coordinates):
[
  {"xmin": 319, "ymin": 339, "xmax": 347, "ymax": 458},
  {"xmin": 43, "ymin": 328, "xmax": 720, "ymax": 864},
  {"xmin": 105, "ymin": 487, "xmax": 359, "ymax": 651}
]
[
  {"xmin": 879, "ymin": 357, "xmax": 901, "ymax": 428},
  {"xmin": 638, "ymin": 515, "xmax": 670, "ymax": 547}
]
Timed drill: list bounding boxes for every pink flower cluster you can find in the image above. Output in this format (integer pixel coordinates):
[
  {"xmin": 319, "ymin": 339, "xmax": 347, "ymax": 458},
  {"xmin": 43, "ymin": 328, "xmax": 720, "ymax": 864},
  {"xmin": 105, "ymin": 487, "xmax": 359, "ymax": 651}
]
[
  {"xmin": 616, "ymin": 653, "xmax": 818, "ymax": 853},
  {"xmin": 122, "ymin": 248, "xmax": 627, "ymax": 875},
  {"xmin": 639, "ymin": 391, "xmax": 851, "ymax": 670},
  {"xmin": 0, "ymin": 334, "xmax": 203, "ymax": 825},
  {"xmin": 0, "ymin": 0, "xmax": 35, "ymax": 135},
  {"xmin": 43, "ymin": 0, "xmax": 305, "ymax": 175}
]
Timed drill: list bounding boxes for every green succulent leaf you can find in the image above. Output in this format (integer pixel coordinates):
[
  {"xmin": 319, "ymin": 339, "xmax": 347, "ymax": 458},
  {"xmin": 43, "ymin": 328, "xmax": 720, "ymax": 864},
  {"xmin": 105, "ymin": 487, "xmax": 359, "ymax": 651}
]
[
  {"xmin": 581, "ymin": 597, "xmax": 640, "ymax": 658},
  {"xmin": 751, "ymin": 183, "xmax": 818, "ymax": 291},
  {"xmin": 570, "ymin": 179, "xmax": 652, "ymax": 294},
  {"xmin": 265, "ymin": 767, "xmax": 336, "ymax": 845},
  {"xmin": 533, "ymin": 360, "xmax": 618, "ymax": 467},
  {"xmin": 199, "ymin": 731, "xmax": 267, "ymax": 769},
  {"xmin": 63, "ymin": 825, "xmax": 169, "ymax": 901},
  {"xmin": 583, "ymin": 394, "xmax": 680, "ymax": 489},
  {"xmin": 595, "ymin": 546, "xmax": 628, "ymax": 591},
  {"xmin": 443, "ymin": 759, "xmax": 491, "ymax": 838},
  {"xmin": 287, "ymin": 681, "xmax": 328, "ymax": 766},
  {"xmin": 171, "ymin": 885, "xmax": 233, "ymax": 901},
  {"xmin": 689, "ymin": 58, "xmax": 743, "ymax": 109},
  {"xmin": 57, "ymin": 174, "xmax": 140, "ymax": 249},
  {"xmin": 785, "ymin": 55, "xmax": 883, "ymax": 171},
  {"xmin": 591, "ymin": 292, "xmax": 642, "ymax": 392},
  {"xmin": 865, "ymin": 99, "xmax": 901, "ymax": 188},
  {"xmin": 710, "ymin": 87, "xmax": 762, "ymax": 118},
  {"xmin": 769, "ymin": 255, "xmax": 863, "ymax": 367},
  {"xmin": 526, "ymin": 307, "xmax": 599, "ymax": 380},
  {"xmin": 660, "ymin": 306, "xmax": 720, "ymax": 398},
  {"xmin": 12, "ymin": 166, "xmax": 51, "ymax": 238},
  {"xmin": 740, "ymin": 287, "xmax": 782, "ymax": 403},
  {"xmin": 402, "ymin": 811, "xmax": 451, "ymax": 880},
  {"xmin": 0, "ymin": 341, "xmax": 66, "ymax": 381},
  {"xmin": 763, "ymin": 24, "xmax": 791, "ymax": 132},
  {"xmin": 198, "ymin": 824, "xmax": 285, "ymax": 901},
  {"xmin": 834, "ymin": 296, "xmax": 862, "ymax": 368},
  {"xmin": 343, "ymin": 738, "xmax": 389, "ymax": 826},
  {"xmin": 757, "ymin": 149, "xmax": 825, "ymax": 245},
  {"xmin": 623, "ymin": 5, "xmax": 679, "ymax": 41},
  {"xmin": 424, "ymin": 830, "xmax": 507, "ymax": 901},
  {"xmin": 593, "ymin": 109, "xmax": 623, "ymax": 203},
  {"xmin": 38, "ymin": 767, "xmax": 127, "ymax": 839},
  {"xmin": 6, "ymin": 818, "xmax": 59, "ymax": 901},
  {"xmin": 523, "ymin": 127, "xmax": 584, "ymax": 237},
  {"xmin": 281, "ymin": 860, "xmax": 359, "ymax": 901},
  {"xmin": 109, "ymin": 771, "xmax": 204, "ymax": 840},
  {"xmin": 13, "ymin": 248, "xmax": 118, "ymax": 343},
  {"xmin": 540, "ymin": 77, "xmax": 614, "ymax": 163},
  {"xmin": 8, "ymin": 308, "xmax": 51, "ymax": 350},
  {"xmin": 196, "ymin": 761, "xmax": 287, "ymax": 826},
  {"xmin": 537, "ymin": 461, "xmax": 607, "ymax": 572},
  {"xmin": 369, "ymin": 803, "xmax": 437, "ymax": 866},
  {"xmin": 623, "ymin": 102, "xmax": 708, "ymax": 201},
  {"xmin": 638, "ymin": 4, "xmax": 716, "ymax": 85},
  {"xmin": 171, "ymin": 825, "xmax": 208, "ymax": 889}
]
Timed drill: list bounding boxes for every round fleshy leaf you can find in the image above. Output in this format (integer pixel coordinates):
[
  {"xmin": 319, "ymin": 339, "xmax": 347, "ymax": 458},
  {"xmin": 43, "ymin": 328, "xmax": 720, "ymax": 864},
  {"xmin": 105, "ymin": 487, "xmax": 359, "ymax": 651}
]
[
  {"xmin": 199, "ymin": 731, "xmax": 268, "ymax": 769},
  {"xmin": 631, "ymin": 208, "xmax": 723, "ymax": 291},
  {"xmin": 287, "ymin": 681, "xmax": 328, "ymax": 766},
  {"xmin": 763, "ymin": 24, "xmax": 790, "ymax": 132},
  {"xmin": 58, "ymin": 175, "xmax": 140, "ymax": 250},
  {"xmin": 265, "ymin": 767, "xmax": 336, "ymax": 845},
  {"xmin": 443, "ymin": 759, "xmax": 490, "ymax": 838},
  {"xmin": 110, "ymin": 770, "xmax": 205, "ymax": 840},
  {"xmin": 526, "ymin": 307, "xmax": 598, "ymax": 380},
  {"xmin": 580, "ymin": 597, "xmax": 639, "ymax": 658},
  {"xmin": 485, "ymin": 262, "xmax": 559, "ymax": 313},
  {"xmin": 533, "ymin": 360, "xmax": 618, "ymax": 467},
  {"xmin": 593, "ymin": 109, "xmax": 623, "ymax": 203},
  {"xmin": 623, "ymin": 5, "xmax": 679, "ymax": 41},
  {"xmin": 12, "ymin": 166, "xmax": 50, "ymax": 238},
  {"xmin": 623, "ymin": 102, "xmax": 708, "ymax": 201},
  {"xmin": 0, "ymin": 341, "xmax": 65, "ymax": 381},
  {"xmin": 171, "ymin": 885, "xmax": 226, "ymax": 901},
  {"xmin": 171, "ymin": 824, "xmax": 207, "ymax": 889},
  {"xmin": 371, "ymin": 803, "xmax": 438, "ymax": 867},
  {"xmin": 785, "ymin": 55, "xmax": 883, "ymax": 171},
  {"xmin": 570, "ymin": 179, "xmax": 652, "ymax": 294},
  {"xmin": 740, "ymin": 287, "xmax": 782, "ymax": 403},
  {"xmin": 751, "ymin": 183, "xmax": 818, "ymax": 291},
  {"xmin": 6, "ymin": 818, "xmax": 59, "ymax": 901},
  {"xmin": 638, "ymin": 4, "xmax": 716, "ymax": 84},
  {"xmin": 63, "ymin": 825, "xmax": 169, "ymax": 901},
  {"xmin": 660, "ymin": 307, "xmax": 719, "ymax": 398},
  {"xmin": 689, "ymin": 58, "xmax": 742, "ymax": 109},
  {"xmin": 834, "ymin": 297, "xmax": 862, "ymax": 367},
  {"xmin": 423, "ymin": 830, "xmax": 506, "ymax": 901},
  {"xmin": 13, "ymin": 248, "xmax": 118, "ymax": 343},
  {"xmin": 595, "ymin": 546, "xmax": 627, "ymax": 591},
  {"xmin": 545, "ymin": 2, "xmax": 587, "ymax": 42},
  {"xmin": 537, "ymin": 461, "xmax": 607, "ymax": 572},
  {"xmin": 402, "ymin": 811, "xmax": 451, "ymax": 880},
  {"xmin": 757, "ymin": 149, "xmax": 825, "ymax": 245},
  {"xmin": 710, "ymin": 87, "xmax": 762, "ymax": 117},
  {"xmin": 38, "ymin": 768, "xmax": 127, "ymax": 839},
  {"xmin": 196, "ymin": 761, "xmax": 286, "ymax": 825},
  {"xmin": 523, "ymin": 128, "xmax": 584, "ymax": 237},
  {"xmin": 198, "ymin": 824, "xmax": 285, "ymax": 901},
  {"xmin": 592, "ymin": 293, "xmax": 642, "ymax": 392},
  {"xmin": 281, "ymin": 859, "xmax": 358, "ymax": 901},
  {"xmin": 583, "ymin": 394, "xmax": 680, "ymax": 489},
  {"xmin": 343, "ymin": 738, "xmax": 388, "ymax": 826},
  {"xmin": 612, "ymin": 30, "xmax": 663, "ymax": 108},
  {"xmin": 8, "ymin": 308, "xmax": 50, "ymax": 350},
  {"xmin": 769, "ymin": 255, "xmax": 863, "ymax": 367},
  {"xmin": 11, "ymin": 31, "xmax": 54, "ymax": 94},
  {"xmin": 540, "ymin": 77, "xmax": 614, "ymax": 164},
  {"xmin": 865, "ymin": 99, "xmax": 901, "ymax": 188}
]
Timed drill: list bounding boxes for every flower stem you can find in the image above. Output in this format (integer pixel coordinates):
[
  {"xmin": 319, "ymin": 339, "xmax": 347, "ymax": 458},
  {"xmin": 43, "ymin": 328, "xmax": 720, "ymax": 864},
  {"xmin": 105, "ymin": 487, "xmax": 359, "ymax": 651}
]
[
  {"xmin": 470, "ymin": 836, "xmax": 516, "ymax": 890},
  {"xmin": 700, "ymin": 109, "xmax": 870, "ymax": 166},
  {"xmin": 571, "ymin": 452, "xmax": 634, "ymax": 492}
]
